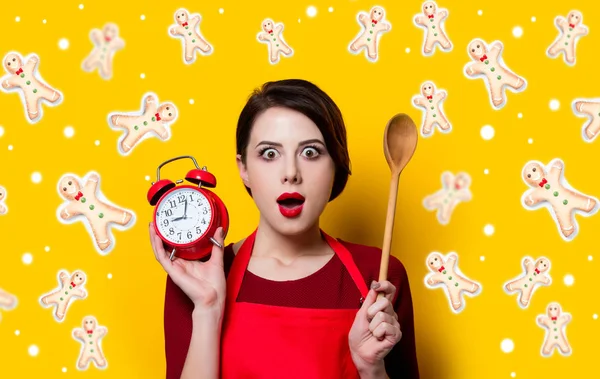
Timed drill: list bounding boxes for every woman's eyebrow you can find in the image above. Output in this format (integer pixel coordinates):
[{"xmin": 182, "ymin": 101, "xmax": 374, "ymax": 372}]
[{"xmin": 255, "ymin": 139, "xmax": 325, "ymax": 148}]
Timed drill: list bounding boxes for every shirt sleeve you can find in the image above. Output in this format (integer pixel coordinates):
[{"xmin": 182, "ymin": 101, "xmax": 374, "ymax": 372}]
[
  {"xmin": 384, "ymin": 257, "xmax": 420, "ymax": 379},
  {"xmin": 163, "ymin": 274, "xmax": 194, "ymax": 379}
]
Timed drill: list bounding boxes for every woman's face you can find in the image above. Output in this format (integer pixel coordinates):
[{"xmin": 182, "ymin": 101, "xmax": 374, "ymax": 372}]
[{"xmin": 237, "ymin": 106, "xmax": 336, "ymax": 235}]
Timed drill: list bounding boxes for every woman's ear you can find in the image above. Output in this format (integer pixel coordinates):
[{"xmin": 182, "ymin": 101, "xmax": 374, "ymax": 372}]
[{"xmin": 236, "ymin": 154, "xmax": 250, "ymax": 187}]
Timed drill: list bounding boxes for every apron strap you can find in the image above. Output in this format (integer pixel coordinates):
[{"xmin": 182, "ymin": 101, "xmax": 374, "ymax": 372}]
[{"xmin": 321, "ymin": 231, "xmax": 370, "ymax": 298}]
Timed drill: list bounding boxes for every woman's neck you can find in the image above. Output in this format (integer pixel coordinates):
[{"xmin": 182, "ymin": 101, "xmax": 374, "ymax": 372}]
[{"xmin": 252, "ymin": 217, "xmax": 330, "ymax": 263}]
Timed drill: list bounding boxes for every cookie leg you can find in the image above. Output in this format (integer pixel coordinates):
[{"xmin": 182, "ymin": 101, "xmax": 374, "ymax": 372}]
[
  {"xmin": 520, "ymin": 285, "xmax": 533, "ymax": 306},
  {"xmin": 439, "ymin": 33, "xmax": 452, "ymax": 50},
  {"xmin": 448, "ymin": 287, "xmax": 462, "ymax": 310},
  {"xmin": 439, "ymin": 199, "xmax": 457, "ymax": 224},
  {"xmin": 423, "ymin": 36, "xmax": 434, "ymax": 54},
  {"xmin": 82, "ymin": 53, "xmax": 98, "ymax": 72},
  {"xmin": 505, "ymin": 72, "xmax": 525, "ymax": 90},
  {"xmin": 557, "ymin": 338, "xmax": 571, "ymax": 354},
  {"xmin": 120, "ymin": 130, "xmax": 147, "ymax": 153},
  {"xmin": 437, "ymin": 112, "xmax": 451, "ymax": 131},
  {"xmin": 184, "ymin": 41, "xmax": 196, "ymax": 62},
  {"xmin": 547, "ymin": 41, "xmax": 562, "ymax": 57},
  {"xmin": 92, "ymin": 352, "xmax": 107, "ymax": 368},
  {"xmin": 555, "ymin": 207, "xmax": 576, "ymax": 238},
  {"xmin": 464, "ymin": 281, "xmax": 480, "ymax": 294},
  {"xmin": 78, "ymin": 353, "xmax": 91, "ymax": 369},
  {"xmin": 366, "ymin": 41, "xmax": 378, "ymax": 60},
  {"xmin": 584, "ymin": 120, "xmax": 600, "ymax": 140},
  {"xmin": 422, "ymin": 117, "xmax": 433, "ymax": 136},
  {"xmin": 99, "ymin": 58, "xmax": 112, "ymax": 80},
  {"xmin": 39, "ymin": 85, "xmax": 61, "ymax": 104},
  {"xmin": 270, "ymin": 46, "xmax": 280, "ymax": 63},
  {"xmin": 350, "ymin": 35, "xmax": 366, "ymax": 52},
  {"xmin": 55, "ymin": 299, "xmax": 69, "ymax": 320},
  {"xmin": 24, "ymin": 94, "xmax": 40, "ymax": 121},
  {"xmin": 572, "ymin": 194, "xmax": 597, "ymax": 213},
  {"xmin": 196, "ymin": 36, "xmax": 211, "ymax": 53},
  {"xmin": 280, "ymin": 41, "xmax": 292, "ymax": 55},
  {"xmin": 106, "ymin": 207, "xmax": 132, "ymax": 226},
  {"xmin": 565, "ymin": 45, "xmax": 575, "ymax": 64},
  {"xmin": 423, "ymin": 191, "xmax": 444, "ymax": 210},
  {"xmin": 542, "ymin": 339, "xmax": 555, "ymax": 356},
  {"xmin": 90, "ymin": 219, "xmax": 112, "ymax": 251},
  {"xmin": 490, "ymin": 82, "xmax": 504, "ymax": 108},
  {"xmin": 109, "ymin": 114, "xmax": 137, "ymax": 129}
]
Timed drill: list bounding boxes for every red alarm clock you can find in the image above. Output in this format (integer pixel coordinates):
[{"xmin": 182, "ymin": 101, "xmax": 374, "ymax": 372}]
[{"xmin": 147, "ymin": 155, "xmax": 229, "ymax": 261}]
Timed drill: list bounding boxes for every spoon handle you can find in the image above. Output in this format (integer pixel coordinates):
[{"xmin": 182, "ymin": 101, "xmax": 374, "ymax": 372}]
[{"xmin": 378, "ymin": 171, "xmax": 400, "ymax": 298}]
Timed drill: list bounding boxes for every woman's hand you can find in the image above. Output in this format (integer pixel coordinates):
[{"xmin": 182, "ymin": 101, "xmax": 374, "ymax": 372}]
[
  {"xmin": 150, "ymin": 222, "xmax": 227, "ymax": 315},
  {"xmin": 348, "ymin": 281, "xmax": 402, "ymax": 378}
]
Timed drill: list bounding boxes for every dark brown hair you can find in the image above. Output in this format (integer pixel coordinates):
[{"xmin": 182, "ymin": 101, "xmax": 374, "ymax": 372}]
[{"xmin": 236, "ymin": 79, "xmax": 351, "ymax": 202}]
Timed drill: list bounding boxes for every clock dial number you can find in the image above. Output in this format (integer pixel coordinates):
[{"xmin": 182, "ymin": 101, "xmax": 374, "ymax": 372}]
[{"xmin": 156, "ymin": 188, "xmax": 213, "ymax": 245}]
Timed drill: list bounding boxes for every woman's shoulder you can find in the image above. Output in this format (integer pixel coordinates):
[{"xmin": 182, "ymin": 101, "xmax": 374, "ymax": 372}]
[{"xmin": 336, "ymin": 238, "xmax": 409, "ymax": 289}]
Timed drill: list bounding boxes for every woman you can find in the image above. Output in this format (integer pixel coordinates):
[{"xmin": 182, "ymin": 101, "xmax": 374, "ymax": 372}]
[{"xmin": 150, "ymin": 79, "xmax": 420, "ymax": 379}]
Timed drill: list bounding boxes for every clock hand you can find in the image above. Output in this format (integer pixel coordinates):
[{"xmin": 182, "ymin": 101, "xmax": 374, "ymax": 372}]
[{"xmin": 183, "ymin": 199, "xmax": 188, "ymax": 219}]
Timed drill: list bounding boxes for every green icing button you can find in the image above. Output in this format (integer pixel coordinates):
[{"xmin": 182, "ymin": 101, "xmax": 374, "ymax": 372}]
[
  {"xmin": 143, "ymin": 121, "xmax": 148, "ymax": 126},
  {"xmin": 26, "ymin": 80, "xmax": 31, "ymax": 85},
  {"xmin": 33, "ymin": 89, "xmax": 37, "ymax": 93},
  {"xmin": 553, "ymin": 191, "xmax": 559, "ymax": 197},
  {"xmin": 454, "ymin": 282, "xmax": 459, "ymax": 287},
  {"xmin": 497, "ymin": 75, "xmax": 502, "ymax": 80},
  {"xmin": 545, "ymin": 184, "xmax": 550, "ymax": 189},
  {"xmin": 89, "ymin": 205, "xmax": 95, "ymax": 210},
  {"xmin": 134, "ymin": 125, "xmax": 139, "ymax": 130},
  {"xmin": 563, "ymin": 199, "xmax": 568, "ymax": 205},
  {"xmin": 99, "ymin": 213, "xmax": 104, "ymax": 218},
  {"xmin": 81, "ymin": 197, "xmax": 86, "ymax": 203},
  {"xmin": 20, "ymin": 73, "xmax": 25, "ymax": 78}
]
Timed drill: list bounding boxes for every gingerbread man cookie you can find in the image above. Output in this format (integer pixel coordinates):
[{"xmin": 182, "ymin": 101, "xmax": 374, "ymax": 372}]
[
  {"xmin": 423, "ymin": 171, "xmax": 471, "ymax": 225},
  {"xmin": 81, "ymin": 23, "xmax": 125, "ymax": 80},
  {"xmin": 169, "ymin": 8, "xmax": 213, "ymax": 64},
  {"xmin": 425, "ymin": 252, "xmax": 481, "ymax": 313},
  {"xmin": 39, "ymin": 270, "xmax": 87, "ymax": 322},
  {"xmin": 0, "ymin": 52, "xmax": 62, "ymax": 123},
  {"xmin": 0, "ymin": 287, "xmax": 17, "ymax": 321},
  {"xmin": 547, "ymin": 10, "xmax": 588, "ymax": 66},
  {"xmin": 413, "ymin": 1, "xmax": 452, "ymax": 56},
  {"xmin": 537, "ymin": 302, "xmax": 572, "ymax": 357},
  {"xmin": 257, "ymin": 19, "xmax": 293, "ymax": 64},
  {"xmin": 521, "ymin": 158, "xmax": 598, "ymax": 241},
  {"xmin": 572, "ymin": 98, "xmax": 600, "ymax": 143},
  {"xmin": 412, "ymin": 81, "xmax": 451, "ymax": 137},
  {"xmin": 464, "ymin": 39, "xmax": 526, "ymax": 110},
  {"xmin": 73, "ymin": 316, "xmax": 108, "ymax": 370},
  {"xmin": 56, "ymin": 172, "xmax": 136, "ymax": 254},
  {"xmin": 0, "ymin": 186, "xmax": 7, "ymax": 215},
  {"xmin": 504, "ymin": 256, "xmax": 552, "ymax": 309},
  {"xmin": 348, "ymin": 6, "xmax": 392, "ymax": 63},
  {"xmin": 108, "ymin": 92, "xmax": 178, "ymax": 155}
]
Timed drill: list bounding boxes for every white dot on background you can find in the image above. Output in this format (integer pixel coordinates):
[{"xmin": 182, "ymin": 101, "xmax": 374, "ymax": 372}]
[
  {"xmin": 28, "ymin": 345, "xmax": 39, "ymax": 357},
  {"xmin": 58, "ymin": 38, "xmax": 69, "ymax": 50},
  {"xmin": 8, "ymin": 145, "xmax": 14, "ymax": 151},
  {"xmin": 63, "ymin": 126, "xmax": 75, "ymax": 138},
  {"xmin": 307, "ymin": 6, "xmax": 318, "ymax": 17},
  {"xmin": 589, "ymin": 255, "xmax": 593, "ymax": 261},
  {"xmin": 95, "ymin": 140, "xmax": 100, "ymax": 146},
  {"xmin": 43, "ymin": 19, "xmax": 47, "ymax": 24},
  {"xmin": 145, "ymin": 175, "xmax": 150, "ymax": 181},
  {"xmin": 518, "ymin": 112, "xmax": 523, "ymax": 118},
  {"xmin": 15, "ymin": 330, "xmax": 20, "ymax": 336},
  {"xmin": 549, "ymin": 99, "xmax": 560, "ymax": 111},
  {"xmin": 329, "ymin": 7, "xmax": 334, "ymax": 12},
  {"xmin": 500, "ymin": 338, "xmax": 514, "ymax": 353},
  {"xmin": 16, "ymin": 16, "xmax": 21, "ymax": 22},
  {"xmin": 511, "ymin": 373, "xmax": 516, "ymax": 378},
  {"xmin": 405, "ymin": 47, "xmax": 411, "ymax": 53},
  {"xmin": 189, "ymin": 99, "xmax": 194, "ymax": 105},
  {"xmin": 564, "ymin": 274, "xmax": 574, "ymax": 286},
  {"xmin": 79, "ymin": 4, "xmax": 84, "ymax": 10},
  {"xmin": 298, "ymin": 19, "xmax": 301, "ymax": 23},
  {"xmin": 31, "ymin": 172, "xmax": 42, "ymax": 184},
  {"xmin": 45, "ymin": 246, "xmax": 50, "ymax": 252},
  {"xmin": 219, "ymin": 8, "xmax": 224, "ymax": 14},
  {"xmin": 528, "ymin": 138, "xmax": 533, "ymax": 144},
  {"xmin": 477, "ymin": 10, "xmax": 482, "ymax": 16},
  {"xmin": 107, "ymin": 273, "xmax": 113, "ymax": 279},
  {"xmin": 531, "ymin": 16, "xmax": 536, "ymax": 22},
  {"xmin": 140, "ymin": 73, "xmax": 145, "ymax": 79},
  {"xmin": 62, "ymin": 367, "xmax": 67, "ymax": 373},
  {"xmin": 593, "ymin": 314, "xmax": 598, "ymax": 320},
  {"xmin": 512, "ymin": 26, "xmax": 523, "ymax": 38},
  {"xmin": 140, "ymin": 15, "xmax": 146, "ymax": 21},
  {"xmin": 480, "ymin": 256, "xmax": 485, "ymax": 261},
  {"xmin": 0, "ymin": 125, "xmax": 4, "ymax": 137},
  {"xmin": 484, "ymin": 168, "xmax": 489, "ymax": 174},
  {"xmin": 484, "ymin": 224, "xmax": 495, "ymax": 236},
  {"xmin": 481, "ymin": 125, "xmax": 495, "ymax": 140},
  {"xmin": 22, "ymin": 252, "xmax": 33, "ymax": 265}
]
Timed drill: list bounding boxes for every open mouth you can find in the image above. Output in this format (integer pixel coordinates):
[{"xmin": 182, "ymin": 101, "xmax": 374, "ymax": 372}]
[{"xmin": 276, "ymin": 198, "xmax": 305, "ymax": 209}]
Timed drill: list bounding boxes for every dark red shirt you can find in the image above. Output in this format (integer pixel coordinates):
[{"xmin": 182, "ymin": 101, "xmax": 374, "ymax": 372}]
[{"xmin": 164, "ymin": 238, "xmax": 420, "ymax": 379}]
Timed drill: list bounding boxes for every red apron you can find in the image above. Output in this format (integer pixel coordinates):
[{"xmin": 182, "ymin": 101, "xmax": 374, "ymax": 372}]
[{"xmin": 220, "ymin": 229, "xmax": 370, "ymax": 379}]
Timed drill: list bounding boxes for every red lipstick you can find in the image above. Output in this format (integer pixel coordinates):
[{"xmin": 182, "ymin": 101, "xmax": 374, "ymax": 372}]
[{"xmin": 277, "ymin": 192, "xmax": 305, "ymax": 218}]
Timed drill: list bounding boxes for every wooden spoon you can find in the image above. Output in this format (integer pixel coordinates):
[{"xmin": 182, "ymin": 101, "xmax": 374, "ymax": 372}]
[{"xmin": 377, "ymin": 114, "xmax": 418, "ymax": 298}]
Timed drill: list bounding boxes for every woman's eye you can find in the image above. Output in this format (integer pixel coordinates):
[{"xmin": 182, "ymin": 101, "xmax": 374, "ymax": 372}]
[
  {"xmin": 262, "ymin": 149, "xmax": 278, "ymax": 159},
  {"xmin": 302, "ymin": 147, "xmax": 319, "ymax": 158}
]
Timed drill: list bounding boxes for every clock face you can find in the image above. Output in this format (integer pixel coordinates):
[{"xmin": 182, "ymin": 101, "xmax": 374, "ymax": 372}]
[{"xmin": 155, "ymin": 187, "xmax": 213, "ymax": 245}]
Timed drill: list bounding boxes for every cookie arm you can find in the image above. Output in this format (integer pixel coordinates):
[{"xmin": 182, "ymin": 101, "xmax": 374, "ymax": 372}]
[
  {"xmin": 455, "ymin": 189, "xmax": 472, "ymax": 202},
  {"xmin": 426, "ymin": 273, "xmax": 443, "ymax": 285},
  {"xmin": 358, "ymin": 12, "xmax": 369, "ymax": 26},
  {"xmin": 555, "ymin": 16, "xmax": 566, "ymax": 28},
  {"xmin": 60, "ymin": 203, "xmax": 82, "ymax": 220},
  {"xmin": 441, "ymin": 172, "xmax": 454, "ymax": 190},
  {"xmin": 536, "ymin": 316, "xmax": 549, "ymax": 327},
  {"xmin": 548, "ymin": 159, "xmax": 564, "ymax": 183},
  {"xmin": 190, "ymin": 15, "xmax": 201, "ymax": 25},
  {"xmin": 59, "ymin": 271, "xmax": 70, "ymax": 285},
  {"xmin": 73, "ymin": 329, "xmax": 84, "ymax": 339},
  {"xmin": 257, "ymin": 32, "xmax": 268, "ymax": 41},
  {"xmin": 522, "ymin": 189, "xmax": 545, "ymax": 208},
  {"xmin": 438, "ymin": 10, "xmax": 448, "ymax": 20},
  {"xmin": 90, "ymin": 29, "xmax": 103, "ymax": 45},
  {"xmin": 114, "ymin": 37, "xmax": 125, "ymax": 50},
  {"xmin": 523, "ymin": 258, "xmax": 533, "ymax": 270},
  {"xmin": 541, "ymin": 275, "xmax": 551, "ymax": 284},
  {"xmin": 97, "ymin": 326, "xmax": 108, "ymax": 337},
  {"xmin": 435, "ymin": 91, "xmax": 447, "ymax": 101},
  {"xmin": 84, "ymin": 174, "xmax": 100, "ymax": 193},
  {"xmin": 382, "ymin": 21, "xmax": 391, "ymax": 31},
  {"xmin": 72, "ymin": 288, "xmax": 86, "ymax": 298},
  {"xmin": 412, "ymin": 97, "xmax": 425, "ymax": 107},
  {"xmin": 577, "ymin": 25, "xmax": 589, "ymax": 36},
  {"xmin": 1, "ymin": 75, "xmax": 19, "ymax": 89},
  {"xmin": 143, "ymin": 95, "xmax": 158, "ymax": 115},
  {"xmin": 560, "ymin": 314, "xmax": 572, "ymax": 323},
  {"xmin": 414, "ymin": 15, "xmax": 425, "ymax": 26},
  {"xmin": 169, "ymin": 25, "xmax": 182, "ymax": 36},
  {"xmin": 489, "ymin": 41, "xmax": 503, "ymax": 60},
  {"xmin": 446, "ymin": 253, "xmax": 458, "ymax": 270},
  {"xmin": 464, "ymin": 62, "xmax": 480, "ymax": 77},
  {"xmin": 275, "ymin": 23, "xmax": 283, "ymax": 34},
  {"xmin": 24, "ymin": 55, "xmax": 39, "ymax": 72}
]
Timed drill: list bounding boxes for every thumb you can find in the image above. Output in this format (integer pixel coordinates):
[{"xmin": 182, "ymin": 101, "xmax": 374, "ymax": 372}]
[{"xmin": 208, "ymin": 227, "xmax": 225, "ymax": 266}]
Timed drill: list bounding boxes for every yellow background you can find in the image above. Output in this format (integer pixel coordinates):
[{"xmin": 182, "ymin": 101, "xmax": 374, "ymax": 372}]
[{"xmin": 0, "ymin": 0, "xmax": 598, "ymax": 378}]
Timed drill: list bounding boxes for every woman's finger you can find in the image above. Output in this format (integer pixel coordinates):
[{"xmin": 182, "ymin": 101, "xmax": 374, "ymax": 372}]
[
  {"xmin": 366, "ymin": 296, "xmax": 392, "ymax": 322},
  {"xmin": 372, "ymin": 321, "xmax": 402, "ymax": 342},
  {"xmin": 208, "ymin": 227, "xmax": 225, "ymax": 267},
  {"xmin": 372, "ymin": 280, "xmax": 396, "ymax": 302},
  {"xmin": 149, "ymin": 222, "xmax": 174, "ymax": 274},
  {"xmin": 369, "ymin": 311, "xmax": 396, "ymax": 334}
]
